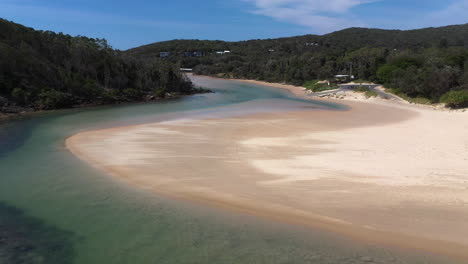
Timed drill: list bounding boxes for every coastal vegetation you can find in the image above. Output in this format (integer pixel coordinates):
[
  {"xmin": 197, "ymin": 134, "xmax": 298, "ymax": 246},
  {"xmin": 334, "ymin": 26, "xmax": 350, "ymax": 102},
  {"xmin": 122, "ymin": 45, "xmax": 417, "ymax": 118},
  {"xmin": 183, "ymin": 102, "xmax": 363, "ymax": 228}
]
[
  {"xmin": 386, "ymin": 88, "xmax": 433, "ymax": 105},
  {"xmin": 128, "ymin": 24, "xmax": 468, "ymax": 108},
  {"xmin": 0, "ymin": 19, "xmax": 204, "ymax": 114},
  {"xmin": 303, "ymin": 80, "xmax": 337, "ymax": 92},
  {"xmin": 354, "ymin": 86, "xmax": 378, "ymax": 98},
  {"xmin": 440, "ymin": 90, "xmax": 468, "ymax": 108}
]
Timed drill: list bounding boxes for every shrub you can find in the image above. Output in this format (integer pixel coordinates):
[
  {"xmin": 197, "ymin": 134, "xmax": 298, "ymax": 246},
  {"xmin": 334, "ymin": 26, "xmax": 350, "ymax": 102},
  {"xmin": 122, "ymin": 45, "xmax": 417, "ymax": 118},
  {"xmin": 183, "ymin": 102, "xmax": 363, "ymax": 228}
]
[
  {"xmin": 354, "ymin": 86, "xmax": 370, "ymax": 93},
  {"xmin": 365, "ymin": 90, "xmax": 378, "ymax": 98},
  {"xmin": 303, "ymin": 80, "xmax": 336, "ymax": 92},
  {"xmin": 303, "ymin": 80, "xmax": 318, "ymax": 90},
  {"xmin": 37, "ymin": 89, "xmax": 72, "ymax": 109},
  {"xmin": 354, "ymin": 86, "xmax": 378, "ymax": 98},
  {"xmin": 121, "ymin": 88, "xmax": 143, "ymax": 100},
  {"xmin": 440, "ymin": 90, "xmax": 468, "ymax": 108},
  {"xmin": 11, "ymin": 87, "xmax": 29, "ymax": 105}
]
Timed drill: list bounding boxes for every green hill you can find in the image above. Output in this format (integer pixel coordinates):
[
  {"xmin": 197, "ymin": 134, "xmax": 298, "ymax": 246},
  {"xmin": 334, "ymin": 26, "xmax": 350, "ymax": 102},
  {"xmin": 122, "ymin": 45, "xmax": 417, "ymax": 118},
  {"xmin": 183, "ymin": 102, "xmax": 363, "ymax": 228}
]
[
  {"xmin": 128, "ymin": 24, "xmax": 468, "ymax": 107},
  {"xmin": 0, "ymin": 19, "xmax": 200, "ymax": 114}
]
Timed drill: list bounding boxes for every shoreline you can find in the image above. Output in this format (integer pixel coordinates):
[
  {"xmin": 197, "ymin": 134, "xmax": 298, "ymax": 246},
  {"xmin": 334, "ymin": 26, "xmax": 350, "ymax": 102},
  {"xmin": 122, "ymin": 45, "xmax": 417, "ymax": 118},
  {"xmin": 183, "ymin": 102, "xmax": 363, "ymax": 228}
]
[
  {"xmin": 0, "ymin": 90, "xmax": 212, "ymax": 123},
  {"xmin": 66, "ymin": 77, "xmax": 468, "ymax": 260},
  {"xmin": 199, "ymin": 74, "xmax": 467, "ymax": 112}
]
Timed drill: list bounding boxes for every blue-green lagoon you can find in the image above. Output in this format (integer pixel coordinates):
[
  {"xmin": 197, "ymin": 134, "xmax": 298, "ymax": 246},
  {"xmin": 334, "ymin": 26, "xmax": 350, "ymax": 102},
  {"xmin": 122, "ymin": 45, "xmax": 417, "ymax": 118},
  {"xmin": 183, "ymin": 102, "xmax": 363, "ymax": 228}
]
[{"xmin": 0, "ymin": 76, "xmax": 459, "ymax": 263}]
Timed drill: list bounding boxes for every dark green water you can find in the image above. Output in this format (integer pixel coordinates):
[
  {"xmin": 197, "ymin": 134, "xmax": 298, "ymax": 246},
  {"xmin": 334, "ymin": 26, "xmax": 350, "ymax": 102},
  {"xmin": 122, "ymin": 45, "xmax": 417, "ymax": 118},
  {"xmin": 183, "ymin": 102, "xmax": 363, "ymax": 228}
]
[{"xmin": 0, "ymin": 76, "xmax": 458, "ymax": 263}]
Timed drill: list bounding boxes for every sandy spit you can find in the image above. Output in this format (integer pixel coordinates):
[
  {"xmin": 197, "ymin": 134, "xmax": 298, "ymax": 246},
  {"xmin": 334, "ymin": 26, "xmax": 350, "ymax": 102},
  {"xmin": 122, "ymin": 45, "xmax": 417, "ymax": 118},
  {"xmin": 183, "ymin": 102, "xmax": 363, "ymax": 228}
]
[{"xmin": 66, "ymin": 79, "xmax": 468, "ymax": 260}]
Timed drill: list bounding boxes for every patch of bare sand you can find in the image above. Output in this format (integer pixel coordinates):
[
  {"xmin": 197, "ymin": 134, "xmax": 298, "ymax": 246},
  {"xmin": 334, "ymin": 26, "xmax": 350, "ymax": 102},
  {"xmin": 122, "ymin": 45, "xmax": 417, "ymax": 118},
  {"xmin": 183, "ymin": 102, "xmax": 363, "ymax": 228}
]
[{"xmin": 66, "ymin": 99, "xmax": 468, "ymax": 260}]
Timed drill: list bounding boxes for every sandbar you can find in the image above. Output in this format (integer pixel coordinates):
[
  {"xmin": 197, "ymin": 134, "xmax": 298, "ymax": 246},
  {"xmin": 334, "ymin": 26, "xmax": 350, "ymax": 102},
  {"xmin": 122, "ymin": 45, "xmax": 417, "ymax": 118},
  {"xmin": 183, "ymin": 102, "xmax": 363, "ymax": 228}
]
[{"xmin": 66, "ymin": 81, "xmax": 468, "ymax": 260}]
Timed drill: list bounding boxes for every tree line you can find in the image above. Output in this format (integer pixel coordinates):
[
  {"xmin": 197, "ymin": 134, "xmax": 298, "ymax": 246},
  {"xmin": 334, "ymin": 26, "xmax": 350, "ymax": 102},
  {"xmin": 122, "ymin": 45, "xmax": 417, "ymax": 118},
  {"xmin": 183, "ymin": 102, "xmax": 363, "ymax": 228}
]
[
  {"xmin": 0, "ymin": 19, "xmax": 203, "ymax": 113},
  {"xmin": 128, "ymin": 25, "xmax": 468, "ymax": 107}
]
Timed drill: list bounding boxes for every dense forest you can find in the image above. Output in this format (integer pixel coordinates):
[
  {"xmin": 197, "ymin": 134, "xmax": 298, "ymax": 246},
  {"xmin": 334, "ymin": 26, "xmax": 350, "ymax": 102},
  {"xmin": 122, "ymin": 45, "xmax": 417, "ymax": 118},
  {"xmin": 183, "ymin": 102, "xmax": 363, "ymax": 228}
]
[
  {"xmin": 128, "ymin": 24, "xmax": 468, "ymax": 107},
  {"xmin": 0, "ymin": 19, "xmax": 204, "ymax": 114}
]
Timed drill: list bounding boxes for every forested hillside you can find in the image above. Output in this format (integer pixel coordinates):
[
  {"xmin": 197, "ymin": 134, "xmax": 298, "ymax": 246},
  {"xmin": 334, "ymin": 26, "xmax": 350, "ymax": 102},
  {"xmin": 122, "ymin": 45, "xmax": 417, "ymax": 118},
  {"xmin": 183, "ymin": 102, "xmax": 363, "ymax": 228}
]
[
  {"xmin": 0, "ymin": 19, "xmax": 201, "ymax": 113},
  {"xmin": 128, "ymin": 24, "xmax": 468, "ymax": 107}
]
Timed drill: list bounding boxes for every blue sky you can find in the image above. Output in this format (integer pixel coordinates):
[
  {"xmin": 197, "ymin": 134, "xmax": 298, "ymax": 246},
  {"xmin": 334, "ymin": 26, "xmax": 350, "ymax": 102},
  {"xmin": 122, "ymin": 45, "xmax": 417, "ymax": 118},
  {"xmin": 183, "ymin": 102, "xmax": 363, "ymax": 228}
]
[{"xmin": 1, "ymin": 0, "xmax": 468, "ymax": 50}]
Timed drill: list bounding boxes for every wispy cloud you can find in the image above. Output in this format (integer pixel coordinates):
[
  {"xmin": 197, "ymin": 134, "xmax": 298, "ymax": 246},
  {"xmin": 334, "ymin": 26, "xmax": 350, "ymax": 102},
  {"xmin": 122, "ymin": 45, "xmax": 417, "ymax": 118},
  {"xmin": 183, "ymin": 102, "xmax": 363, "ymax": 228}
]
[
  {"xmin": 242, "ymin": 0, "xmax": 377, "ymax": 32},
  {"xmin": 424, "ymin": 0, "xmax": 468, "ymax": 27}
]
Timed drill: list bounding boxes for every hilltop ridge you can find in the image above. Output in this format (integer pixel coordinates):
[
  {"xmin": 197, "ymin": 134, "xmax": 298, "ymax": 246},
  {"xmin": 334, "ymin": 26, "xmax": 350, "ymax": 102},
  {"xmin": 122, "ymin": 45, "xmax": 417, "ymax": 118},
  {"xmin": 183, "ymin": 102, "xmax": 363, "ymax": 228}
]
[{"xmin": 127, "ymin": 23, "xmax": 468, "ymax": 107}]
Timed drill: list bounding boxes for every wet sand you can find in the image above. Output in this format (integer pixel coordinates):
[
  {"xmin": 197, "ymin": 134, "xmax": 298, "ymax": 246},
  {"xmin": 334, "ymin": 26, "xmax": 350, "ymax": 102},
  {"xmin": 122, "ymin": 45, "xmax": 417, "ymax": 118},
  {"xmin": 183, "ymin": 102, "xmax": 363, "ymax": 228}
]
[{"xmin": 66, "ymin": 84, "xmax": 468, "ymax": 260}]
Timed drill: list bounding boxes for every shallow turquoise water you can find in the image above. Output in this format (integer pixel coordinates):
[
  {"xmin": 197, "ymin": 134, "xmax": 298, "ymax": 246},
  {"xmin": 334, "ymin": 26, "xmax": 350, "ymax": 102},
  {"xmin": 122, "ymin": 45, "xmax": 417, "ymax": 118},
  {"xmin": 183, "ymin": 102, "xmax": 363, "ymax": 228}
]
[{"xmin": 0, "ymin": 76, "xmax": 458, "ymax": 263}]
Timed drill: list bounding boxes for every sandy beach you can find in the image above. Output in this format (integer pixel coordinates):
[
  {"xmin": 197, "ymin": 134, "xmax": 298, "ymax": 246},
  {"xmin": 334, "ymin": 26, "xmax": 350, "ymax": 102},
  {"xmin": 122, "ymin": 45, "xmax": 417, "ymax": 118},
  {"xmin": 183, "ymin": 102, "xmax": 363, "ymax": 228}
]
[{"xmin": 66, "ymin": 79, "xmax": 468, "ymax": 260}]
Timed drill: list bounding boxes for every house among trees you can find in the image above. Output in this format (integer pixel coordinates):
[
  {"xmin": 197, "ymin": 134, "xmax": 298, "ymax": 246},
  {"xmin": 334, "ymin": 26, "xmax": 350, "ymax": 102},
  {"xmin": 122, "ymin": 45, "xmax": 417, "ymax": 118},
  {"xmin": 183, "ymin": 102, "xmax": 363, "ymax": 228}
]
[
  {"xmin": 335, "ymin": 75, "xmax": 354, "ymax": 83},
  {"xmin": 125, "ymin": 24, "xmax": 468, "ymax": 108},
  {"xmin": 160, "ymin": 52, "xmax": 171, "ymax": 58},
  {"xmin": 193, "ymin": 51, "xmax": 204, "ymax": 57},
  {"xmin": 216, "ymin": 50, "xmax": 231, "ymax": 55},
  {"xmin": 184, "ymin": 51, "xmax": 204, "ymax": 57}
]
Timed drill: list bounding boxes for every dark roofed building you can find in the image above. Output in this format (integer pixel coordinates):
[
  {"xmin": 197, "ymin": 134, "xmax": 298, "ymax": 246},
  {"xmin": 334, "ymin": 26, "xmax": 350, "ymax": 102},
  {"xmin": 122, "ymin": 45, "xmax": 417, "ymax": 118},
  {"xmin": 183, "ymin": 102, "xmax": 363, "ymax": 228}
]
[{"xmin": 160, "ymin": 52, "xmax": 170, "ymax": 58}]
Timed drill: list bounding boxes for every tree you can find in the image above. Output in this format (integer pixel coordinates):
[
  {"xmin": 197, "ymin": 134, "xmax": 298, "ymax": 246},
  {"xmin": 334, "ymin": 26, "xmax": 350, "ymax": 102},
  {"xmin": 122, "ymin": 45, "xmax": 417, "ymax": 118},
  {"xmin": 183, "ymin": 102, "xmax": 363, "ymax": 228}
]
[
  {"xmin": 0, "ymin": 19, "xmax": 199, "ymax": 112},
  {"xmin": 126, "ymin": 22, "xmax": 468, "ymax": 105}
]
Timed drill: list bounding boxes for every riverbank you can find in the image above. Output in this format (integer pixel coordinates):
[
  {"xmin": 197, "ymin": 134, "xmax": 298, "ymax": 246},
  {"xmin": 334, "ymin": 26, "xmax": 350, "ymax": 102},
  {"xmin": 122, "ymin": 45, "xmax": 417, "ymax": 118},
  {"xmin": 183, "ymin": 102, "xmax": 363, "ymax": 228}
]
[
  {"xmin": 66, "ymin": 78, "xmax": 468, "ymax": 260},
  {"xmin": 0, "ymin": 89, "xmax": 212, "ymax": 122},
  {"xmin": 214, "ymin": 76, "xmax": 467, "ymax": 112}
]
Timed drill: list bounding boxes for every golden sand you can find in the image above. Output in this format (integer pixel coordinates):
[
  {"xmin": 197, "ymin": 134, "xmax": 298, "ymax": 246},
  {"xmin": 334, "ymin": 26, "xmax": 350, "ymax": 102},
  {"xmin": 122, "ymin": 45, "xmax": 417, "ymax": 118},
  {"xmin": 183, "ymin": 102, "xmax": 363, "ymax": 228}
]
[{"xmin": 66, "ymin": 81, "xmax": 468, "ymax": 260}]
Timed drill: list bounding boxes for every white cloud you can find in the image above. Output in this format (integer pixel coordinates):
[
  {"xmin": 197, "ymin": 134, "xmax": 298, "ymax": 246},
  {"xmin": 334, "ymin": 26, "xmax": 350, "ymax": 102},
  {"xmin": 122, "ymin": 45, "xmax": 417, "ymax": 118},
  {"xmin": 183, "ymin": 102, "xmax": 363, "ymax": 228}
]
[
  {"xmin": 425, "ymin": 0, "xmax": 468, "ymax": 27},
  {"xmin": 243, "ymin": 0, "xmax": 377, "ymax": 32},
  {"xmin": 384, "ymin": 0, "xmax": 468, "ymax": 30}
]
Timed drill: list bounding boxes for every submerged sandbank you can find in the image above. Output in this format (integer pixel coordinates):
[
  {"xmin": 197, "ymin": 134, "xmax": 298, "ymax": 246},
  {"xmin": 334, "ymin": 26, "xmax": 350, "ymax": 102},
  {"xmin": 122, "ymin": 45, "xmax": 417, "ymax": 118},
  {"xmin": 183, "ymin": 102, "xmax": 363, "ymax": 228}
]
[{"xmin": 66, "ymin": 82, "xmax": 468, "ymax": 260}]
